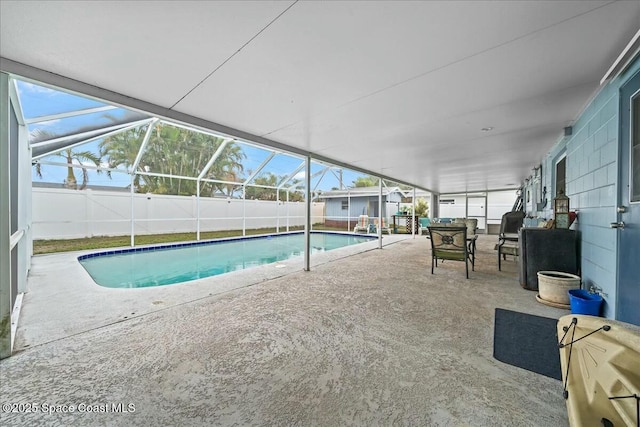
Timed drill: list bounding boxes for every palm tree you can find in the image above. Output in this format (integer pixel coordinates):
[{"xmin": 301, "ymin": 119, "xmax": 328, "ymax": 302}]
[
  {"xmin": 243, "ymin": 172, "xmax": 305, "ymax": 201},
  {"xmin": 60, "ymin": 148, "xmax": 102, "ymax": 189},
  {"xmin": 204, "ymin": 142, "xmax": 245, "ymax": 197},
  {"xmin": 244, "ymin": 172, "xmax": 279, "ymax": 200},
  {"xmin": 353, "ymin": 176, "xmax": 381, "ymax": 187},
  {"xmin": 32, "ymin": 130, "xmax": 103, "ymax": 190},
  {"xmin": 99, "ymin": 125, "xmax": 147, "ymax": 188},
  {"xmin": 100, "ymin": 123, "xmax": 246, "ymax": 196}
]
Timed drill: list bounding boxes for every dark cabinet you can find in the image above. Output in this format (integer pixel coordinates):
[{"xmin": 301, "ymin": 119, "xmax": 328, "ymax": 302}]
[{"xmin": 519, "ymin": 228, "xmax": 578, "ymax": 291}]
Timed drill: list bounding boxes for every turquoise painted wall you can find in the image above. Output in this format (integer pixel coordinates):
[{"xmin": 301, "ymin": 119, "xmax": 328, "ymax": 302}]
[{"xmin": 539, "ymin": 56, "xmax": 640, "ymax": 319}]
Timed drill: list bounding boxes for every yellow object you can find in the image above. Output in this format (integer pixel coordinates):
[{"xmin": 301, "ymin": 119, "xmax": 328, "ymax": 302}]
[{"xmin": 557, "ymin": 314, "xmax": 640, "ymax": 427}]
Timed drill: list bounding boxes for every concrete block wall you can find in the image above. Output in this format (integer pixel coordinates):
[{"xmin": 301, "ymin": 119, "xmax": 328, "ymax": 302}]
[
  {"xmin": 564, "ymin": 81, "xmax": 619, "ymax": 319},
  {"xmin": 539, "ymin": 58, "xmax": 640, "ymax": 319}
]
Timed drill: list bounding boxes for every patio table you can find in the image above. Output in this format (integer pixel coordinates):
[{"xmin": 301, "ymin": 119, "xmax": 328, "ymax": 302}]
[{"xmin": 392, "ymin": 214, "xmax": 420, "ymax": 234}]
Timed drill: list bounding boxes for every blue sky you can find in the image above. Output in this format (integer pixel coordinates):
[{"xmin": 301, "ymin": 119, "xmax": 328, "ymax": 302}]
[{"xmin": 19, "ymin": 80, "xmax": 372, "ymax": 192}]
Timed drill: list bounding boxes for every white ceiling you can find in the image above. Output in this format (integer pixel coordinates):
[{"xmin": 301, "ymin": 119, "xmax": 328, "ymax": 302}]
[{"xmin": 1, "ymin": 0, "xmax": 639, "ymax": 193}]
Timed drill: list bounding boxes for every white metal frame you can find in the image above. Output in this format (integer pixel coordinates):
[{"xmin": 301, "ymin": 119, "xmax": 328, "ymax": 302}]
[{"xmin": 1, "ymin": 73, "xmax": 426, "ymax": 359}]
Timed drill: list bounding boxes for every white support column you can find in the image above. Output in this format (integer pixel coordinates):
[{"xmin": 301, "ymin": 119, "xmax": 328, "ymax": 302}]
[
  {"xmin": 130, "ymin": 119, "xmax": 156, "ymax": 247},
  {"xmin": 196, "ymin": 180, "xmax": 201, "ymax": 241},
  {"xmin": 484, "ymin": 194, "xmax": 489, "ymax": 234},
  {"xmin": 412, "ymin": 187, "xmax": 416, "ymax": 238},
  {"xmin": 286, "ymin": 191, "xmax": 290, "ymax": 232},
  {"xmin": 347, "ymin": 190, "xmax": 351, "ymax": 232},
  {"xmin": 18, "ymin": 124, "xmax": 31, "ymax": 290},
  {"xmin": 276, "ymin": 191, "xmax": 280, "ymax": 233},
  {"xmin": 1, "ymin": 72, "xmax": 12, "ymax": 359},
  {"xmin": 130, "ymin": 174, "xmax": 135, "ymax": 247},
  {"xmin": 378, "ymin": 179, "xmax": 382, "ymax": 249},
  {"xmin": 242, "ymin": 186, "xmax": 246, "ymax": 236},
  {"xmin": 23, "ymin": 128, "xmax": 32, "ymax": 264},
  {"xmin": 304, "ymin": 156, "xmax": 311, "ymax": 271},
  {"xmin": 10, "ymin": 77, "xmax": 31, "ymax": 291},
  {"xmin": 465, "ymin": 192, "xmax": 469, "ymax": 218}
]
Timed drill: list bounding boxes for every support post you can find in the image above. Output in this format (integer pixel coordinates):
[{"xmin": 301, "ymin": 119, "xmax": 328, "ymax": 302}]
[
  {"xmin": 430, "ymin": 193, "xmax": 439, "ymax": 219},
  {"xmin": 130, "ymin": 174, "xmax": 135, "ymax": 247},
  {"xmin": 378, "ymin": 178, "xmax": 382, "ymax": 249},
  {"xmin": 304, "ymin": 156, "xmax": 311, "ymax": 271},
  {"xmin": 412, "ymin": 187, "xmax": 416, "ymax": 238},
  {"xmin": 196, "ymin": 180, "xmax": 201, "ymax": 241},
  {"xmin": 347, "ymin": 190, "xmax": 351, "ymax": 232},
  {"xmin": 286, "ymin": 191, "xmax": 290, "ymax": 232},
  {"xmin": 1, "ymin": 72, "xmax": 12, "ymax": 359},
  {"xmin": 465, "ymin": 192, "xmax": 469, "ymax": 218},
  {"xmin": 276, "ymin": 190, "xmax": 280, "ymax": 233},
  {"xmin": 484, "ymin": 194, "xmax": 489, "ymax": 234},
  {"xmin": 18, "ymin": 113, "xmax": 31, "ymax": 292},
  {"xmin": 242, "ymin": 186, "xmax": 246, "ymax": 237}
]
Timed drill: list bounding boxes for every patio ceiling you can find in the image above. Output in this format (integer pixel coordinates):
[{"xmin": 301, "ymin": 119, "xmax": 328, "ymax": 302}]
[{"xmin": 1, "ymin": 1, "xmax": 639, "ymax": 194}]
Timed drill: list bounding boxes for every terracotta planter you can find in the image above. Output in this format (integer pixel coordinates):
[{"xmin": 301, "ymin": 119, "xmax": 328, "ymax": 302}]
[{"xmin": 537, "ymin": 271, "xmax": 581, "ymax": 305}]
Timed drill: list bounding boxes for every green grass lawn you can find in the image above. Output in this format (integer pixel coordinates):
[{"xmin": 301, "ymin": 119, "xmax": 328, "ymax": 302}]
[{"xmin": 33, "ymin": 225, "xmax": 351, "ymax": 255}]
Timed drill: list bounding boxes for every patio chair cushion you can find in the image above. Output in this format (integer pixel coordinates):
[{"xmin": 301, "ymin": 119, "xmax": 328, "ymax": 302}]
[
  {"xmin": 452, "ymin": 218, "xmax": 478, "ymax": 236},
  {"xmin": 433, "ymin": 249, "xmax": 466, "ymax": 261}
]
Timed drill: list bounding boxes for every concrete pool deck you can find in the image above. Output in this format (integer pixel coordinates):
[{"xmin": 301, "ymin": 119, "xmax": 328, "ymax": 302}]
[
  {"xmin": 1, "ymin": 234, "xmax": 569, "ymax": 426},
  {"xmin": 15, "ymin": 233, "xmax": 408, "ymax": 350}
]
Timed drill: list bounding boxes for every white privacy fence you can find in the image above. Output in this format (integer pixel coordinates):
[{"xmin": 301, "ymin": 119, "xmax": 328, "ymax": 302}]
[{"xmin": 33, "ymin": 187, "xmax": 325, "ymax": 240}]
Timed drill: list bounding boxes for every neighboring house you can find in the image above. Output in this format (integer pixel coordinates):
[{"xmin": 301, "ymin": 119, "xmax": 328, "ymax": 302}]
[{"xmin": 318, "ymin": 186, "xmax": 404, "ymax": 228}]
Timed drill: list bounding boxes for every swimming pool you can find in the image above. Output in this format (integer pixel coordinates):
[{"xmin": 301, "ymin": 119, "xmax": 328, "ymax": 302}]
[{"xmin": 79, "ymin": 232, "xmax": 375, "ymax": 289}]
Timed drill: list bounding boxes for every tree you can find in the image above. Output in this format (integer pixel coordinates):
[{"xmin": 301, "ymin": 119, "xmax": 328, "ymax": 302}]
[
  {"xmin": 100, "ymin": 123, "xmax": 246, "ymax": 196},
  {"xmin": 204, "ymin": 142, "xmax": 244, "ymax": 197},
  {"xmin": 244, "ymin": 172, "xmax": 278, "ymax": 200},
  {"xmin": 32, "ymin": 130, "xmax": 103, "ymax": 190},
  {"xmin": 401, "ymin": 198, "xmax": 429, "ymax": 217},
  {"xmin": 352, "ymin": 176, "xmax": 380, "ymax": 187},
  {"xmin": 244, "ymin": 172, "xmax": 304, "ymax": 201},
  {"xmin": 415, "ymin": 198, "xmax": 429, "ymax": 217},
  {"xmin": 99, "ymin": 124, "xmax": 147, "ymax": 187}
]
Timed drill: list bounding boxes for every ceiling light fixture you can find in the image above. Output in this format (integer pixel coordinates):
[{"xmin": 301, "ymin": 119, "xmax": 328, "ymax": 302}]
[{"xmin": 481, "ymin": 127, "xmax": 494, "ymax": 132}]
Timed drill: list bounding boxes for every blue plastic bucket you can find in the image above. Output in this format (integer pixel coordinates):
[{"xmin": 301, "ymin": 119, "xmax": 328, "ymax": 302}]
[{"xmin": 568, "ymin": 289, "xmax": 603, "ymax": 316}]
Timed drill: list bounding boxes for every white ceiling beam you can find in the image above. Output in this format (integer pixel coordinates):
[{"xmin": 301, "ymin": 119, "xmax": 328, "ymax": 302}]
[
  {"xmin": 286, "ymin": 167, "xmax": 328, "ymax": 191},
  {"xmin": 24, "ymin": 105, "xmax": 118, "ymax": 125},
  {"xmin": 277, "ymin": 161, "xmax": 305, "ymax": 190},
  {"xmin": 0, "ymin": 58, "xmax": 431, "ymax": 193},
  {"xmin": 131, "ymin": 118, "xmax": 159, "ymax": 173},
  {"xmin": 34, "ymin": 159, "xmax": 126, "ymax": 175},
  {"xmin": 197, "ymin": 139, "xmax": 231, "ymax": 180},
  {"xmin": 312, "ymin": 166, "xmax": 330, "ymax": 192},
  {"xmin": 243, "ymin": 152, "xmax": 275, "ymax": 185},
  {"xmin": 31, "ymin": 118, "xmax": 155, "ymax": 160}
]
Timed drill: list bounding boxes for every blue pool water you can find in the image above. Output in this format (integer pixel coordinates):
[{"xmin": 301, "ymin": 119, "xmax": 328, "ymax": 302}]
[{"xmin": 79, "ymin": 232, "xmax": 375, "ymax": 288}]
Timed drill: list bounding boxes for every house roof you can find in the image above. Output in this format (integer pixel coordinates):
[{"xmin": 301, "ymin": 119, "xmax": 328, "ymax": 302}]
[{"xmin": 318, "ymin": 186, "xmax": 405, "ymax": 199}]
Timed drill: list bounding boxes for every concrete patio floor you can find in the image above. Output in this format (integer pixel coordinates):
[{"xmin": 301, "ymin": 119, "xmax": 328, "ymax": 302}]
[{"xmin": 1, "ymin": 234, "xmax": 569, "ymax": 426}]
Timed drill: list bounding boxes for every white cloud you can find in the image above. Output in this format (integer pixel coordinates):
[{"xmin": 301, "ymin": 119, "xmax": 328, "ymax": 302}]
[
  {"xmin": 36, "ymin": 119, "xmax": 61, "ymax": 127},
  {"xmin": 17, "ymin": 81, "xmax": 59, "ymax": 96}
]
